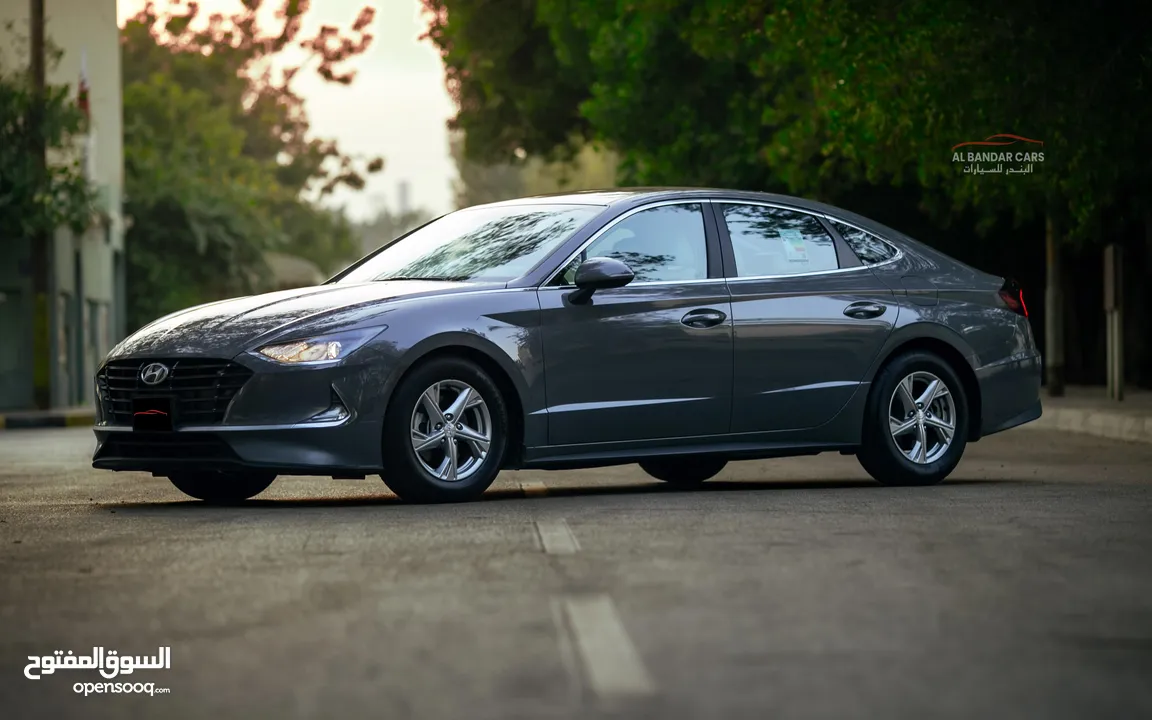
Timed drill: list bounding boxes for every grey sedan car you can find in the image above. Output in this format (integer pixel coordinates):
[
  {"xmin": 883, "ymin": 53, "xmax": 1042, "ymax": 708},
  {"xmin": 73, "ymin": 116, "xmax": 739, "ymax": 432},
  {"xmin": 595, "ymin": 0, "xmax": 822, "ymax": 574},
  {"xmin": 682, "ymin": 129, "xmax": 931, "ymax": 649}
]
[{"xmin": 93, "ymin": 188, "xmax": 1042, "ymax": 503}]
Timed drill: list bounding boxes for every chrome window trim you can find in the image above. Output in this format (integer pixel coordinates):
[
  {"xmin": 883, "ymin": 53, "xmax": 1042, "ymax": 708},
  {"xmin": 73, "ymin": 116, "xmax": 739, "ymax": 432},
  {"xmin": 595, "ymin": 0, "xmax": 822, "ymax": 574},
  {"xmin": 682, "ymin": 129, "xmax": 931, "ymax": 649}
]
[
  {"xmin": 820, "ymin": 214, "xmax": 905, "ymax": 270},
  {"xmin": 537, "ymin": 277, "xmax": 727, "ymax": 292},
  {"xmin": 541, "ymin": 199, "xmax": 712, "ymax": 287},
  {"xmin": 539, "ymin": 197, "xmax": 908, "ymax": 287},
  {"xmin": 724, "ymin": 264, "xmax": 874, "ymax": 283}
]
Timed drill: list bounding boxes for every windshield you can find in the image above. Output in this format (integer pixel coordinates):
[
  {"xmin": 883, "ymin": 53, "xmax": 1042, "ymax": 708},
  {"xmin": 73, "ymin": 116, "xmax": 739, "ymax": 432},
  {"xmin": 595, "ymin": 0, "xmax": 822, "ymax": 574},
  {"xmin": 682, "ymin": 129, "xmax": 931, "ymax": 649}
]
[{"xmin": 337, "ymin": 203, "xmax": 604, "ymax": 284}]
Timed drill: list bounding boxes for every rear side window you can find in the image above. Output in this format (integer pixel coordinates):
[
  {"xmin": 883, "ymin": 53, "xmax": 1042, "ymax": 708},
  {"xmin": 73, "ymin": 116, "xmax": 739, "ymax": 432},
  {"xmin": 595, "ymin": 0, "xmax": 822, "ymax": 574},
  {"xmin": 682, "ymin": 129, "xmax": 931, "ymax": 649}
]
[
  {"xmin": 832, "ymin": 221, "xmax": 898, "ymax": 265},
  {"xmin": 720, "ymin": 204, "xmax": 839, "ymax": 277}
]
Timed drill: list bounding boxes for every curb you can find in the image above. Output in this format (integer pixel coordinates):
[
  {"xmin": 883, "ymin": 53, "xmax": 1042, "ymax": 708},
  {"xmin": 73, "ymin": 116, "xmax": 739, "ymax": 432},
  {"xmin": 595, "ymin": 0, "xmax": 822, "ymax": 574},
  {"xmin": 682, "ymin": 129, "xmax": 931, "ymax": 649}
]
[
  {"xmin": 1019, "ymin": 406, "xmax": 1152, "ymax": 444},
  {"xmin": 0, "ymin": 410, "xmax": 95, "ymax": 430}
]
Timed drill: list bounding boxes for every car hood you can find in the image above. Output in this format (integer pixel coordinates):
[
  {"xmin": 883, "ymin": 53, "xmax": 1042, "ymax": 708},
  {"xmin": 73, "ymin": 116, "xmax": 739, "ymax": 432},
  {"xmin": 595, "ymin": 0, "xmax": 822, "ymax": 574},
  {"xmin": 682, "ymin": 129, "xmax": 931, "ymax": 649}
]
[{"xmin": 108, "ymin": 280, "xmax": 497, "ymax": 360}]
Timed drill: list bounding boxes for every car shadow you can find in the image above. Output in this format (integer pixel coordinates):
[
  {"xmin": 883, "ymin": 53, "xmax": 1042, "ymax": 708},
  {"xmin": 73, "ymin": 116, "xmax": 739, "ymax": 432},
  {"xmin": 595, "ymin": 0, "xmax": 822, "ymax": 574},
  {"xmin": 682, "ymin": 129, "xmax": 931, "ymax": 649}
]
[{"xmin": 105, "ymin": 476, "xmax": 1024, "ymax": 512}]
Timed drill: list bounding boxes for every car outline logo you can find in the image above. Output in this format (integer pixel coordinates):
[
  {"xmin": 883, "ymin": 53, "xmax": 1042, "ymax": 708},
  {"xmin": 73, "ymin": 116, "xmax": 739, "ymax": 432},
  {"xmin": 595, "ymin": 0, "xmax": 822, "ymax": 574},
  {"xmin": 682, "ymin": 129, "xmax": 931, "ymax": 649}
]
[
  {"xmin": 951, "ymin": 133, "xmax": 1044, "ymax": 151},
  {"xmin": 139, "ymin": 363, "xmax": 170, "ymax": 386}
]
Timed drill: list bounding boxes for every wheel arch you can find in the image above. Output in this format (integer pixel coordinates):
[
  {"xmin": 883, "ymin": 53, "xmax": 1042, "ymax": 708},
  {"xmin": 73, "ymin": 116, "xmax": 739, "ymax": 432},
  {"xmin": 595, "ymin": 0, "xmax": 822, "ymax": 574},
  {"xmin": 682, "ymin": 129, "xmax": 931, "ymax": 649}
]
[
  {"xmin": 868, "ymin": 324, "xmax": 983, "ymax": 441},
  {"xmin": 383, "ymin": 333, "xmax": 529, "ymax": 468}
]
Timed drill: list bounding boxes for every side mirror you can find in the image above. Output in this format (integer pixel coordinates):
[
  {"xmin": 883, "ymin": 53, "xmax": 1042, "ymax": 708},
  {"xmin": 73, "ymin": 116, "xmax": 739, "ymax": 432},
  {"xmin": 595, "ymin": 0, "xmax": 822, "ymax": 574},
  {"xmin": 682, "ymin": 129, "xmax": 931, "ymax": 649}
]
[{"xmin": 569, "ymin": 256, "xmax": 635, "ymax": 304}]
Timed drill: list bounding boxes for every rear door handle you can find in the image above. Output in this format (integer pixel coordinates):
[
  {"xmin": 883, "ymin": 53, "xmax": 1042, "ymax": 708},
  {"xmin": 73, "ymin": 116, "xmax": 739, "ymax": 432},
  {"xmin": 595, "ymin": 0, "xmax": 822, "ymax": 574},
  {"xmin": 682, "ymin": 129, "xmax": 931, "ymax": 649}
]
[
  {"xmin": 843, "ymin": 302, "xmax": 886, "ymax": 320},
  {"xmin": 681, "ymin": 308, "xmax": 727, "ymax": 329}
]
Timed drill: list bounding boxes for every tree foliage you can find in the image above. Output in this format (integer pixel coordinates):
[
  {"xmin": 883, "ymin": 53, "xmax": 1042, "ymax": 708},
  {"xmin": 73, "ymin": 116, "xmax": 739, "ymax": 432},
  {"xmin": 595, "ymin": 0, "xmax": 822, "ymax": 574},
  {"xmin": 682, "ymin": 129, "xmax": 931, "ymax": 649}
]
[
  {"xmin": 122, "ymin": 0, "xmax": 383, "ymax": 329},
  {"xmin": 423, "ymin": 0, "xmax": 1152, "ymax": 245},
  {"xmin": 422, "ymin": 0, "xmax": 591, "ymax": 163},
  {"xmin": 358, "ymin": 204, "xmax": 435, "ymax": 255},
  {"xmin": 756, "ymin": 0, "xmax": 1152, "ymax": 242},
  {"xmin": 449, "ymin": 131, "xmax": 618, "ymax": 209},
  {"xmin": 0, "ymin": 24, "xmax": 95, "ymax": 246},
  {"xmin": 123, "ymin": 72, "xmax": 285, "ymax": 329}
]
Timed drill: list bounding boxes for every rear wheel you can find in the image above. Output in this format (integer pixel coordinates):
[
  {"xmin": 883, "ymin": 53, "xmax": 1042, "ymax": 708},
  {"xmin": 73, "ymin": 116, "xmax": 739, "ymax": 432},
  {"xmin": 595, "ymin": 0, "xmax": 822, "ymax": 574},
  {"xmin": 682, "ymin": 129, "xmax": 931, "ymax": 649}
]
[
  {"xmin": 639, "ymin": 456, "xmax": 727, "ymax": 486},
  {"xmin": 381, "ymin": 356, "xmax": 508, "ymax": 503},
  {"xmin": 858, "ymin": 351, "xmax": 969, "ymax": 486},
  {"xmin": 167, "ymin": 471, "xmax": 276, "ymax": 503}
]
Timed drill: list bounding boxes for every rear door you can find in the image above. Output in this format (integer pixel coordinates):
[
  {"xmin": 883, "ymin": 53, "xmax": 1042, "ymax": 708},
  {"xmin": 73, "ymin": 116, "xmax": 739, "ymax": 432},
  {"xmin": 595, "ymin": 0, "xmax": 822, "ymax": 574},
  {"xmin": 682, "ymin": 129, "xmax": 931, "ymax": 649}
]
[
  {"xmin": 717, "ymin": 202, "xmax": 899, "ymax": 433},
  {"xmin": 537, "ymin": 201, "xmax": 733, "ymax": 445}
]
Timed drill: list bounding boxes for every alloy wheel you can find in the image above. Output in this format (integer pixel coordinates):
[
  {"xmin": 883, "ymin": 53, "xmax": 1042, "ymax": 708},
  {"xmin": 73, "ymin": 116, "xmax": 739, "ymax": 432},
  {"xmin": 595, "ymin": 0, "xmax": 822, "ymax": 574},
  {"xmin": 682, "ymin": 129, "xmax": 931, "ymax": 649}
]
[
  {"xmin": 887, "ymin": 371, "xmax": 957, "ymax": 464},
  {"xmin": 409, "ymin": 380, "xmax": 492, "ymax": 482}
]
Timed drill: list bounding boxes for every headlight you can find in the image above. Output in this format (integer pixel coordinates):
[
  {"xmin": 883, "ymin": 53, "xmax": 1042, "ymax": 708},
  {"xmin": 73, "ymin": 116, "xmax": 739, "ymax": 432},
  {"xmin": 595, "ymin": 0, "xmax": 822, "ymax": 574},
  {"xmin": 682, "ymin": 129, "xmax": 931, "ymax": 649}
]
[{"xmin": 254, "ymin": 328, "xmax": 384, "ymax": 365}]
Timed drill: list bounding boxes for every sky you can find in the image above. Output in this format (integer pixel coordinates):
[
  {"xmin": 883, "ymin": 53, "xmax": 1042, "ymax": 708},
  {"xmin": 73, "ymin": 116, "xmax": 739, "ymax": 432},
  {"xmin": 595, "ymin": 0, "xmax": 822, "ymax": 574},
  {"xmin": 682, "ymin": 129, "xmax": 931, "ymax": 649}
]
[{"xmin": 117, "ymin": 0, "xmax": 457, "ymax": 220}]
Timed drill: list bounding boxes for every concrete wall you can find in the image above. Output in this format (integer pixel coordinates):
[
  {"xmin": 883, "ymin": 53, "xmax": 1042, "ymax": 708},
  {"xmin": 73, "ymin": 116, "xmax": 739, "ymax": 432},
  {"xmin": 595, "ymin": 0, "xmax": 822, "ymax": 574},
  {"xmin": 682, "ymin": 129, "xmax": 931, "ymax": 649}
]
[{"xmin": 0, "ymin": 0, "xmax": 124, "ymax": 410}]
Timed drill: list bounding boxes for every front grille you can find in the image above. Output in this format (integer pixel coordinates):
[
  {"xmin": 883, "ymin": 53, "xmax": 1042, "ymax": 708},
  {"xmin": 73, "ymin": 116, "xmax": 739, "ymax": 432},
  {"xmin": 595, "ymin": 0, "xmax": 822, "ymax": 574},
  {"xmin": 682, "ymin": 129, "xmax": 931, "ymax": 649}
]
[
  {"xmin": 95, "ymin": 433, "xmax": 239, "ymax": 462},
  {"xmin": 96, "ymin": 358, "xmax": 253, "ymax": 427}
]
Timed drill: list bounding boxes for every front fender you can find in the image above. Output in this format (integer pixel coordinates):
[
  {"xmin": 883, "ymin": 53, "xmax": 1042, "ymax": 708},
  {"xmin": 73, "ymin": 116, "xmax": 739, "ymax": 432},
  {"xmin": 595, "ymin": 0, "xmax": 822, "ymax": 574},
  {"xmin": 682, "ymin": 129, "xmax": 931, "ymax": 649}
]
[{"xmin": 355, "ymin": 289, "xmax": 546, "ymax": 446}]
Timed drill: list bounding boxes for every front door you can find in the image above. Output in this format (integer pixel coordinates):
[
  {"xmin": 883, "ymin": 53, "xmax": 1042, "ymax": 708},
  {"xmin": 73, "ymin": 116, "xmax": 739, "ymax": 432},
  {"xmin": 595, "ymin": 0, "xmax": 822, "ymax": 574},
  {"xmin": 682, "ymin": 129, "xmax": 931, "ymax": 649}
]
[{"xmin": 538, "ymin": 202, "xmax": 733, "ymax": 446}]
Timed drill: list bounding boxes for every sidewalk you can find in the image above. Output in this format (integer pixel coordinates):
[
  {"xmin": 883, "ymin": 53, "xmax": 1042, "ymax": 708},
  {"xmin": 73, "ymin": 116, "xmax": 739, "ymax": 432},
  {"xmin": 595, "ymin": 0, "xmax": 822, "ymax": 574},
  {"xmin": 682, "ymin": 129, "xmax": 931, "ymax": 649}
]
[
  {"xmin": 0, "ymin": 406, "xmax": 96, "ymax": 430},
  {"xmin": 1020, "ymin": 386, "xmax": 1152, "ymax": 444}
]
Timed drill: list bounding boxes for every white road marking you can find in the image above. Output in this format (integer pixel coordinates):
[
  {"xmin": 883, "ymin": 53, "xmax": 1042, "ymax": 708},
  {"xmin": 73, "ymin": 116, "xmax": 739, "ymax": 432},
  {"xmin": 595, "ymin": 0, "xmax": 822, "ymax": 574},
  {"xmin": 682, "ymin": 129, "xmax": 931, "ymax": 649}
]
[
  {"xmin": 549, "ymin": 598, "xmax": 584, "ymax": 703},
  {"xmin": 535, "ymin": 519, "xmax": 580, "ymax": 554},
  {"xmin": 520, "ymin": 480, "xmax": 548, "ymax": 497},
  {"xmin": 561, "ymin": 595, "xmax": 655, "ymax": 698}
]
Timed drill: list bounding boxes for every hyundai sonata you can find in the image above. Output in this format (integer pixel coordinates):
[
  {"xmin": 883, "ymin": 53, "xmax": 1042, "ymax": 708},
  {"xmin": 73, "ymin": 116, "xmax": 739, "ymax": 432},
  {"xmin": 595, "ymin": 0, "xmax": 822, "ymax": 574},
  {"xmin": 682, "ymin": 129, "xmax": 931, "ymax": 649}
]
[{"xmin": 93, "ymin": 188, "xmax": 1042, "ymax": 503}]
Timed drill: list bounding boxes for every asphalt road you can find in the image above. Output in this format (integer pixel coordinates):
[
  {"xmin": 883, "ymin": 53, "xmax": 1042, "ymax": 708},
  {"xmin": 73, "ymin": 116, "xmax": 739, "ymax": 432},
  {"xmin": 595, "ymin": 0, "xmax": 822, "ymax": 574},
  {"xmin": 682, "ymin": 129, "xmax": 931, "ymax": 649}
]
[{"xmin": 2, "ymin": 426, "xmax": 1152, "ymax": 720}]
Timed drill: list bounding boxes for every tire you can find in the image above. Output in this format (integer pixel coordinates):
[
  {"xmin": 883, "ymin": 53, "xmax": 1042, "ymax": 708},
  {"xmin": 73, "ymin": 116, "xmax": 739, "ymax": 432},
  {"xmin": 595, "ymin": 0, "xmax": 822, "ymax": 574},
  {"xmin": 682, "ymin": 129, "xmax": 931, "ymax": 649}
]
[
  {"xmin": 857, "ymin": 350, "xmax": 969, "ymax": 487},
  {"xmin": 167, "ymin": 471, "xmax": 276, "ymax": 503},
  {"xmin": 639, "ymin": 456, "xmax": 727, "ymax": 486},
  {"xmin": 381, "ymin": 356, "xmax": 509, "ymax": 503}
]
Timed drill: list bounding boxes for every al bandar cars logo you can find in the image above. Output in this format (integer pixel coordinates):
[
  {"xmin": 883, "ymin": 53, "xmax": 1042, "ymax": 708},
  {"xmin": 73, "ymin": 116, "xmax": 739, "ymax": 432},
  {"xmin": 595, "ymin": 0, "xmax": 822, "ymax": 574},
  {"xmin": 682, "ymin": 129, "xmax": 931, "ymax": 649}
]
[{"xmin": 952, "ymin": 134, "xmax": 1044, "ymax": 175}]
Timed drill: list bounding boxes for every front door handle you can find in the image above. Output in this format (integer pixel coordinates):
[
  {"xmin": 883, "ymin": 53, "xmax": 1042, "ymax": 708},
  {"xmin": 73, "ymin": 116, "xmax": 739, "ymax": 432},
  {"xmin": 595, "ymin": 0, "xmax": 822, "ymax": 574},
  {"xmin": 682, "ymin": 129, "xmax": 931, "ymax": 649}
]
[
  {"xmin": 681, "ymin": 308, "xmax": 727, "ymax": 328},
  {"xmin": 843, "ymin": 302, "xmax": 887, "ymax": 320}
]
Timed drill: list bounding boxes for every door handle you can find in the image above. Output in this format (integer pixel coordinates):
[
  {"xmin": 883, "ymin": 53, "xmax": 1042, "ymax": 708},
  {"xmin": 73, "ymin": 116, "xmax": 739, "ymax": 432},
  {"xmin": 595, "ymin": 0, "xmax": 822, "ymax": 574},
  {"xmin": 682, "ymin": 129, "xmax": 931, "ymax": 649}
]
[
  {"xmin": 843, "ymin": 302, "xmax": 887, "ymax": 320},
  {"xmin": 681, "ymin": 308, "xmax": 727, "ymax": 328}
]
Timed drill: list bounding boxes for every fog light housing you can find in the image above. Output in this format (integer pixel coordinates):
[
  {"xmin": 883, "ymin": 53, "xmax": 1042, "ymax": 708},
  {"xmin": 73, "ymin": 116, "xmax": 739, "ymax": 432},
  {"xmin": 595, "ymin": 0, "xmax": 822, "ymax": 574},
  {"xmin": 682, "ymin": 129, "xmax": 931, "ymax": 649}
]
[{"xmin": 304, "ymin": 387, "xmax": 350, "ymax": 424}]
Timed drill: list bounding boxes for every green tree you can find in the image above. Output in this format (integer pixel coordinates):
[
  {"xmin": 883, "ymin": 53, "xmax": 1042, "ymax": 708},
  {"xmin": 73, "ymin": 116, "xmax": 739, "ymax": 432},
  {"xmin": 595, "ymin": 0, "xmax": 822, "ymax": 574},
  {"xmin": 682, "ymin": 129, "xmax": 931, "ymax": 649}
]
[
  {"xmin": 423, "ymin": 0, "xmax": 591, "ymax": 163},
  {"xmin": 121, "ymin": 1, "xmax": 385, "ymax": 327},
  {"xmin": 1, "ymin": 24, "xmax": 97, "ymax": 409},
  {"xmin": 122, "ymin": 1, "xmax": 383, "ymax": 198},
  {"xmin": 425, "ymin": 0, "xmax": 1151, "ymax": 237},
  {"xmin": 123, "ymin": 72, "xmax": 285, "ymax": 330},
  {"xmin": 424, "ymin": 0, "xmax": 1152, "ymax": 389},
  {"xmin": 358, "ymin": 204, "xmax": 435, "ymax": 254},
  {"xmin": 449, "ymin": 130, "xmax": 618, "ymax": 209},
  {"xmin": 449, "ymin": 131, "xmax": 526, "ymax": 207},
  {"xmin": 0, "ymin": 24, "xmax": 94, "ymax": 246}
]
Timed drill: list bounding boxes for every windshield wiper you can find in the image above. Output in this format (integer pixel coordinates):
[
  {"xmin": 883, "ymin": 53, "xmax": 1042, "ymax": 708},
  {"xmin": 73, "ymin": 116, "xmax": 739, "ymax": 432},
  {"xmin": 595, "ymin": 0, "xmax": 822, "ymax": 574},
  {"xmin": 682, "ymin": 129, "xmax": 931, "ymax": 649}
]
[{"xmin": 375, "ymin": 276, "xmax": 469, "ymax": 282}]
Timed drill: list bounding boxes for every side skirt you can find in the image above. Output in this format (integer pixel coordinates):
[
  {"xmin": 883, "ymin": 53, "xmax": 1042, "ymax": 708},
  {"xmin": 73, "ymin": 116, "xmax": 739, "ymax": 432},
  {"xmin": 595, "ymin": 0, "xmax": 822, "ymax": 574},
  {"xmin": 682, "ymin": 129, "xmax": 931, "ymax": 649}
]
[{"xmin": 521, "ymin": 439, "xmax": 857, "ymax": 471}]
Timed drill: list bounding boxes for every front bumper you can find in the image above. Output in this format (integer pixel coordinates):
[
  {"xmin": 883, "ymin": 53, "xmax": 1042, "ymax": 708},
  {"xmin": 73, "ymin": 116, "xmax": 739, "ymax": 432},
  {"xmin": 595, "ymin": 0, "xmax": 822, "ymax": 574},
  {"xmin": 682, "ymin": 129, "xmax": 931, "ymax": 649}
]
[
  {"xmin": 92, "ymin": 352, "xmax": 394, "ymax": 475},
  {"xmin": 92, "ymin": 420, "xmax": 383, "ymax": 475}
]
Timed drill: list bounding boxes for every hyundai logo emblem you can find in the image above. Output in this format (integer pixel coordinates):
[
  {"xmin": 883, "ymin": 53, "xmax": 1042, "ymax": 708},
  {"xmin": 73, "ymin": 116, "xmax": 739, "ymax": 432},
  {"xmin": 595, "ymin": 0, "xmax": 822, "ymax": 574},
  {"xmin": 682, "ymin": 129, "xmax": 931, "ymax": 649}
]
[{"xmin": 139, "ymin": 362, "xmax": 170, "ymax": 386}]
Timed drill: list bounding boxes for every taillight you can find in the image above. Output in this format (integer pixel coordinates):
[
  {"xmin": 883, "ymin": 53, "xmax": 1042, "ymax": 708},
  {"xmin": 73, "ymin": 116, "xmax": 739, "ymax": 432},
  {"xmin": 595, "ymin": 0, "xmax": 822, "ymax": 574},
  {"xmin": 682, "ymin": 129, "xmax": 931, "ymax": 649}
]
[{"xmin": 999, "ymin": 279, "xmax": 1028, "ymax": 318}]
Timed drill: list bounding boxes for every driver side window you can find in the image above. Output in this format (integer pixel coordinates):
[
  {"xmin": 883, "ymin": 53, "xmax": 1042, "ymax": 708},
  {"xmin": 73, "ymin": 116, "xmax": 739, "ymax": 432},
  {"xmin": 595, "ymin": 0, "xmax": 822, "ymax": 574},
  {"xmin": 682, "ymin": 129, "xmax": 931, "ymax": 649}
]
[{"xmin": 552, "ymin": 203, "xmax": 708, "ymax": 285}]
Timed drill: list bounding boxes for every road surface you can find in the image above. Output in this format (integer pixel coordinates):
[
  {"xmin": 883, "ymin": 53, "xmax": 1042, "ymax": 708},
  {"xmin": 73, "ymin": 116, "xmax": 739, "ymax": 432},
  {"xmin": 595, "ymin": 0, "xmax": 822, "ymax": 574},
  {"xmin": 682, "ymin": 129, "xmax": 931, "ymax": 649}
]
[{"xmin": 2, "ymin": 427, "xmax": 1151, "ymax": 719}]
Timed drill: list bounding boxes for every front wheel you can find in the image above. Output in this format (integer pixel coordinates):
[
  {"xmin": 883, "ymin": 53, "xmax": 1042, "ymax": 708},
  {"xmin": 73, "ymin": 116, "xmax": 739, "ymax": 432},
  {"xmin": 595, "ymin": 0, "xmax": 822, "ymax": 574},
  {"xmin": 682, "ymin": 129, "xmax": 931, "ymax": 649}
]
[
  {"xmin": 167, "ymin": 471, "xmax": 276, "ymax": 503},
  {"xmin": 639, "ymin": 456, "xmax": 727, "ymax": 486},
  {"xmin": 857, "ymin": 351, "xmax": 969, "ymax": 487},
  {"xmin": 380, "ymin": 356, "xmax": 509, "ymax": 503}
]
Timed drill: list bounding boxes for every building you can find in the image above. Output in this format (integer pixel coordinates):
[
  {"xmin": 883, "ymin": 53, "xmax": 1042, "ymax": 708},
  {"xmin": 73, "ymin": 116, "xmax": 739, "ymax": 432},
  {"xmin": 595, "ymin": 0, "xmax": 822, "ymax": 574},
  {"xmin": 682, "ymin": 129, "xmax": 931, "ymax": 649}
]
[{"xmin": 0, "ymin": 0, "xmax": 125, "ymax": 410}]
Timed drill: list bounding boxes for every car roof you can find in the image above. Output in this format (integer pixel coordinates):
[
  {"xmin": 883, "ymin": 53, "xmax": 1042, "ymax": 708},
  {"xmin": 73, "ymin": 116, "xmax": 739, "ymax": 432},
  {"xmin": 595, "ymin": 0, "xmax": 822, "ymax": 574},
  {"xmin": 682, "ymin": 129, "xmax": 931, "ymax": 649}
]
[
  {"xmin": 477, "ymin": 187, "xmax": 841, "ymax": 213},
  {"xmin": 471, "ymin": 187, "xmax": 936, "ymax": 256}
]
